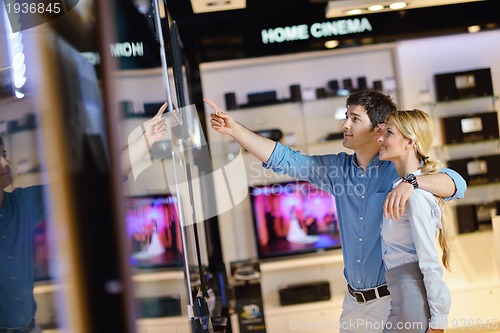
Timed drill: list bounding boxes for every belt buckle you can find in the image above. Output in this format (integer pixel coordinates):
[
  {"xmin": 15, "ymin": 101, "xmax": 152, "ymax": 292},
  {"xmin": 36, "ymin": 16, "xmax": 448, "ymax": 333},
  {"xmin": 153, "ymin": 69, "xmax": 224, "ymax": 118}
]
[{"xmin": 353, "ymin": 291, "xmax": 367, "ymax": 303}]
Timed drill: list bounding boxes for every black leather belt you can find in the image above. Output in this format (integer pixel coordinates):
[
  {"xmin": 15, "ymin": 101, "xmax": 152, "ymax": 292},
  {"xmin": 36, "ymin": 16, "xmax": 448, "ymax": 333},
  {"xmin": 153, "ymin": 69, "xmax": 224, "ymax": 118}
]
[
  {"xmin": 0, "ymin": 319, "xmax": 35, "ymax": 333},
  {"xmin": 348, "ymin": 284, "xmax": 390, "ymax": 303}
]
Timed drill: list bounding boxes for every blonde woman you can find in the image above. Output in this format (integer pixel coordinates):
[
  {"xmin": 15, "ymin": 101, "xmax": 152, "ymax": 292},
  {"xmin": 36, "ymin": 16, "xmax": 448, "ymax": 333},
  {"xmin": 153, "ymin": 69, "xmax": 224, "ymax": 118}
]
[{"xmin": 378, "ymin": 110, "xmax": 451, "ymax": 333}]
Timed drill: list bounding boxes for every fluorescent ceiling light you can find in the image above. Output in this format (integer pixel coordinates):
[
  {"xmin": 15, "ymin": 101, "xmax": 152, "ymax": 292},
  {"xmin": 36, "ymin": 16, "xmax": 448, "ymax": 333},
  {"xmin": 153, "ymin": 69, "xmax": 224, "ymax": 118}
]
[
  {"xmin": 389, "ymin": 2, "xmax": 407, "ymax": 10},
  {"xmin": 368, "ymin": 4, "xmax": 385, "ymax": 11},
  {"xmin": 325, "ymin": 0, "xmax": 485, "ymax": 19},
  {"xmin": 324, "ymin": 40, "xmax": 340, "ymax": 48},
  {"xmin": 467, "ymin": 25, "xmax": 481, "ymax": 33},
  {"xmin": 345, "ymin": 8, "xmax": 363, "ymax": 15},
  {"xmin": 191, "ymin": 0, "xmax": 246, "ymax": 13}
]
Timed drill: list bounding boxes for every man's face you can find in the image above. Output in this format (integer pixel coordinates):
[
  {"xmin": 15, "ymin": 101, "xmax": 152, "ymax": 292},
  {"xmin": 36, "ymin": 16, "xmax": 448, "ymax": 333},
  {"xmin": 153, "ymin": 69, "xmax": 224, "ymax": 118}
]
[
  {"xmin": 0, "ymin": 145, "xmax": 12, "ymax": 189},
  {"xmin": 342, "ymin": 105, "xmax": 380, "ymax": 151}
]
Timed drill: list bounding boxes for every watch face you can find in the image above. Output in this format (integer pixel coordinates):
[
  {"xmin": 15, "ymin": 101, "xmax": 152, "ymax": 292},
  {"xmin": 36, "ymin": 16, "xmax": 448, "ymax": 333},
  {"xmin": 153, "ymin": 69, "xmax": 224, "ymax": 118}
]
[
  {"xmin": 404, "ymin": 174, "xmax": 415, "ymax": 181},
  {"xmin": 403, "ymin": 174, "xmax": 418, "ymax": 188}
]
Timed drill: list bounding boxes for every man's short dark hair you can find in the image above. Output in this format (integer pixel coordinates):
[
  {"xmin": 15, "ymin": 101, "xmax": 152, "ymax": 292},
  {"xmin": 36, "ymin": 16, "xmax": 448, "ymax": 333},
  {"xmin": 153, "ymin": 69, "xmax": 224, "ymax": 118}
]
[
  {"xmin": 346, "ymin": 90, "xmax": 397, "ymax": 130},
  {"xmin": 0, "ymin": 136, "xmax": 3, "ymax": 147}
]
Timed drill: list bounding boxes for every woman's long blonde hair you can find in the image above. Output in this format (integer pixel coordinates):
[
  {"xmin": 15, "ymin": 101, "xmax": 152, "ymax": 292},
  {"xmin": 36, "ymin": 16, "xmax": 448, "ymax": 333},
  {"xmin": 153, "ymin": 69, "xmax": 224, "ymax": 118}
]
[{"xmin": 386, "ymin": 109, "xmax": 450, "ymax": 270}]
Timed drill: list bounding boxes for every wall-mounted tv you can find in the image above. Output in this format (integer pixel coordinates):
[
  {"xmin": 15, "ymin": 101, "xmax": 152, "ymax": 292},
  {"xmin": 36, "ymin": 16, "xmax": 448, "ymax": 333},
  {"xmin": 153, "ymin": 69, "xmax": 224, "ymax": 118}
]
[
  {"xmin": 124, "ymin": 194, "xmax": 184, "ymax": 270},
  {"xmin": 249, "ymin": 181, "xmax": 341, "ymax": 260}
]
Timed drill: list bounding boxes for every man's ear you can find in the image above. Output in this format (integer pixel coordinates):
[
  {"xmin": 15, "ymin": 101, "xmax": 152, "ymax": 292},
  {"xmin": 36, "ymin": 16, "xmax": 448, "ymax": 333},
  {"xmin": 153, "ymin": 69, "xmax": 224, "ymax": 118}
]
[{"xmin": 375, "ymin": 124, "xmax": 386, "ymax": 136}]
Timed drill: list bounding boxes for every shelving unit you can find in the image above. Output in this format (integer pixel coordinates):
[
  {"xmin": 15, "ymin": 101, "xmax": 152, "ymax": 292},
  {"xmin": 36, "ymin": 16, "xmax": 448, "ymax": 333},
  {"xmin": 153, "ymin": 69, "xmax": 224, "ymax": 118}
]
[
  {"xmin": 114, "ymin": 67, "xmax": 200, "ymax": 332},
  {"xmin": 199, "ymin": 31, "xmax": 500, "ymax": 331},
  {"xmin": 428, "ymin": 94, "xmax": 500, "ymax": 234},
  {"xmin": 200, "ymin": 44, "xmax": 401, "ymax": 333}
]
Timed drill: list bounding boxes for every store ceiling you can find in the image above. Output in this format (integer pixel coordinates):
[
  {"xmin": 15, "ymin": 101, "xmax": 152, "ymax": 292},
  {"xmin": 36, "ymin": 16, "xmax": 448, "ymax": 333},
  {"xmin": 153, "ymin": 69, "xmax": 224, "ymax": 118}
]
[
  {"xmin": 184, "ymin": 0, "xmax": 485, "ymax": 16},
  {"xmin": 322, "ymin": 0, "xmax": 485, "ymax": 19},
  {"xmin": 164, "ymin": 0, "xmax": 500, "ymax": 64}
]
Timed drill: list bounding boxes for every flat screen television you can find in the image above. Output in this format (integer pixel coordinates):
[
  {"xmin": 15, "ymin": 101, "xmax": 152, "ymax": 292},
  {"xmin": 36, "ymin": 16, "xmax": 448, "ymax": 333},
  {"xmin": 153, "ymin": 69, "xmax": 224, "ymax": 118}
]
[
  {"xmin": 249, "ymin": 181, "xmax": 341, "ymax": 260},
  {"xmin": 33, "ymin": 220, "xmax": 52, "ymax": 282},
  {"xmin": 124, "ymin": 194, "xmax": 184, "ymax": 270}
]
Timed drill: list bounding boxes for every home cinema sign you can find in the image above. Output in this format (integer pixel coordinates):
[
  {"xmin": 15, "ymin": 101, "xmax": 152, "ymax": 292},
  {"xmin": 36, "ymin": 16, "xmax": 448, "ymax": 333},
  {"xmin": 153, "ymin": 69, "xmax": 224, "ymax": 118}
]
[{"xmin": 261, "ymin": 17, "xmax": 373, "ymax": 44}]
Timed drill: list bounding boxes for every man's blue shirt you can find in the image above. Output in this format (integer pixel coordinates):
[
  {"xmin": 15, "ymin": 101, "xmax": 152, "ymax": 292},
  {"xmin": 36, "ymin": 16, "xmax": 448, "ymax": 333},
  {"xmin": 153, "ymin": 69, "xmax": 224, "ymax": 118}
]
[
  {"xmin": 263, "ymin": 142, "xmax": 466, "ymax": 290},
  {"xmin": 0, "ymin": 186, "xmax": 45, "ymax": 328}
]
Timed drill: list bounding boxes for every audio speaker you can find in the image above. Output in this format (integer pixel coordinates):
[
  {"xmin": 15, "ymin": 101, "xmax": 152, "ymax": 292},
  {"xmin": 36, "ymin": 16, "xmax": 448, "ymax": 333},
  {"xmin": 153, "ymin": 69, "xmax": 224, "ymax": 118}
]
[
  {"xmin": 434, "ymin": 68, "xmax": 494, "ymax": 101},
  {"xmin": 434, "ymin": 73, "xmax": 458, "ymax": 101},
  {"xmin": 119, "ymin": 100, "xmax": 134, "ymax": 117},
  {"xmin": 357, "ymin": 76, "xmax": 367, "ymax": 91},
  {"xmin": 472, "ymin": 68, "xmax": 495, "ymax": 98},
  {"xmin": 255, "ymin": 129, "xmax": 283, "ymax": 142},
  {"xmin": 279, "ymin": 280, "xmax": 331, "ymax": 306},
  {"xmin": 447, "ymin": 154, "xmax": 500, "ymax": 186},
  {"xmin": 476, "ymin": 202, "xmax": 498, "ymax": 230},
  {"xmin": 343, "ymin": 78, "xmax": 353, "ymax": 91},
  {"xmin": 316, "ymin": 87, "xmax": 327, "ymax": 99},
  {"xmin": 137, "ymin": 295, "xmax": 182, "ymax": 318},
  {"xmin": 290, "ymin": 84, "xmax": 302, "ymax": 102},
  {"xmin": 224, "ymin": 92, "xmax": 237, "ymax": 110},
  {"xmin": 456, "ymin": 205, "xmax": 478, "ymax": 234},
  {"xmin": 373, "ymin": 80, "xmax": 383, "ymax": 91},
  {"xmin": 143, "ymin": 102, "xmax": 165, "ymax": 116},
  {"xmin": 247, "ymin": 90, "xmax": 277, "ymax": 106},
  {"xmin": 441, "ymin": 111, "xmax": 499, "ymax": 144},
  {"xmin": 328, "ymin": 80, "xmax": 339, "ymax": 93}
]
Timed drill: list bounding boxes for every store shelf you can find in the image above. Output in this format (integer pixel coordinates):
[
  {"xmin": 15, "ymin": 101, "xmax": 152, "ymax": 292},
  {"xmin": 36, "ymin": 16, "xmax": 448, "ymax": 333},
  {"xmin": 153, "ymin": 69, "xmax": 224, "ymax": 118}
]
[
  {"xmin": 34, "ymin": 282, "xmax": 60, "ymax": 294},
  {"xmin": 264, "ymin": 297, "xmax": 343, "ymax": 316},
  {"xmin": 260, "ymin": 251, "xmax": 343, "ymax": 273},
  {"xmin": 137, "ymin": 315, "xmax": 189, "ymax": 326},
  {"xmin": 132, "ymin": 269, "xmax": 185, "ymax": 282}
]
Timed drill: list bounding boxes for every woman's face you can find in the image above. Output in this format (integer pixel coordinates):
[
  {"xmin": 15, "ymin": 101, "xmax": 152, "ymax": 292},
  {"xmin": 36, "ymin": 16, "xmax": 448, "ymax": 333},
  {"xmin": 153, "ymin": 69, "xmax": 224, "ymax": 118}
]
[{"xmin": 377, "ymin": 119, "xmax": 409, "ymax": 161}]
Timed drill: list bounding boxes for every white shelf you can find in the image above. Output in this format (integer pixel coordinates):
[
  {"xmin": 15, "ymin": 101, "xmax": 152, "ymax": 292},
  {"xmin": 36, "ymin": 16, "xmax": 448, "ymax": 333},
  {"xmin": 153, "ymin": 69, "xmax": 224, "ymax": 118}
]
[
  {"xmin": 132, "ymin": 269, "xmax": 185, "ymax": 282},
  {"xmin": 137, "ymin": 315, "xmax": 189, "ymax": 326},
  {"xmin": 34, "ymin": 282, "xmax": 60, "ymax": 294},
  {"xmin": 264, "ymin": 297, "xmax": 343, "ymax": 316},
  {"xmin": 448, "ymin": 278, "xmax": 500, "ymax": 293},
  {"xmin": 260, "ymin": 251, "xmax": 343, "ymax": 273}
]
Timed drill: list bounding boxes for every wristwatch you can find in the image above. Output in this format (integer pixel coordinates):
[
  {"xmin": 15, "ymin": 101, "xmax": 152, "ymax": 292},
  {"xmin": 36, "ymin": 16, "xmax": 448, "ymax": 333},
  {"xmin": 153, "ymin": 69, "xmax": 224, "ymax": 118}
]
[{"xmin": 402, "ymin": 173, "xmax": 418, "ymax": 189}]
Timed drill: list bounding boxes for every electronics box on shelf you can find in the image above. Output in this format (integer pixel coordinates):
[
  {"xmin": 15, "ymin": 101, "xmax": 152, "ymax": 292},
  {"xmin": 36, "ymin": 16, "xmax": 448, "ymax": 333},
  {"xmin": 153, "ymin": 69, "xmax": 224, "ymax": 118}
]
[
  {"xmin": 447, "ymin": 154, "xmax": 500, "ymax": 186},
  {"xmin": 441, "ymin": 111, "xmax": 499, "ymax": 144},
  {"xmin": 278, "ymin": 280, "xmax": 331, "ymax": 306},
  {"xmin": 455, "ymin": 201, "xmax": 500, "ymax": 234},
  {"xmin": 434, "ymin": 68, "xmax": 494, "ymax": 102}
]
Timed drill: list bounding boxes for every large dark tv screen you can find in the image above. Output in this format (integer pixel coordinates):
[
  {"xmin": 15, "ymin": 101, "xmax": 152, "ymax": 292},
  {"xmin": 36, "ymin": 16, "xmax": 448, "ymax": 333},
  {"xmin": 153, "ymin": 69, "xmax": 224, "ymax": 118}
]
[
  {"xmin": 250, "ymin": 181, "xmax": 341, "ymax": 260},
  {"xmin": 125, "ymin": 195, "xmax": 184, "ymax": 269}
]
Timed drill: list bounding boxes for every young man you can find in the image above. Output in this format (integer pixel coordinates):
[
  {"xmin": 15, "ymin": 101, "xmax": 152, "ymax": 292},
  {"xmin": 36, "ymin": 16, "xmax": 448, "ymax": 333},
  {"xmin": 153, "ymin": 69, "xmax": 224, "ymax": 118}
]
[
  {"xmin": 204, "ymin": 90, "xmax": 466, "ymax": 333},
  {"xmin": 0, "ymin": 136, "xmax": 44, "ymax": 332},
  {"xmin": 0, "ymin": 105, "xmax": 167, "ymax": 332}
]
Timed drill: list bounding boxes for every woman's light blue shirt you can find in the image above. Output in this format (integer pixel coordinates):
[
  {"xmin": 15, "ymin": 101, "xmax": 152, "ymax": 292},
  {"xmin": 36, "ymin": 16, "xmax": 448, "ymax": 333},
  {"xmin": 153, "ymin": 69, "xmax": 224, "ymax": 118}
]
[{"xmin": 381, "ymin": 170, "xmax": 451, "ymax": 329}]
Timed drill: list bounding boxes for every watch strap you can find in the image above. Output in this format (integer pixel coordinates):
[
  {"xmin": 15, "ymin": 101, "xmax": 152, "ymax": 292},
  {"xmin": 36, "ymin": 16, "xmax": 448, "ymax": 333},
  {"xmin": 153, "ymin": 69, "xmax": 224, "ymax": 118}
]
[{"xmin": 402, "ymin": 173, "xmax": 418, "ymax": 189}]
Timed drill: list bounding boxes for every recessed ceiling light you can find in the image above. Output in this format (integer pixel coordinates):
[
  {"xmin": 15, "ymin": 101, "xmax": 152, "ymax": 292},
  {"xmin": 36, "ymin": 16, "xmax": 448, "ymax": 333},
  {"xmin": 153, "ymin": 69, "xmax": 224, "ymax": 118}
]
[
  {"xmin": 368, "ymin": 5, "xmax": 385, "ymax": 11},
  {"xmin": 467, "ymin": 25, "xmax": 481, "ymax": 33},
  {"xmin": 207, "ymin": 0, "xmax": 231, "ymax": 6},
  {"xmin": 361, "ymin": 37, "xmax": 374, "ymax": 44},
  {"xmin": 324, "ymin": 40, "xmax": 339, "ymax": 49},
  {"xmin": 389, "ymin": 2, "xmax": 407, "ymax": 10},
  {"xmin": 345, "ymin": 8, "xmax": 363, "ymax": 15}
]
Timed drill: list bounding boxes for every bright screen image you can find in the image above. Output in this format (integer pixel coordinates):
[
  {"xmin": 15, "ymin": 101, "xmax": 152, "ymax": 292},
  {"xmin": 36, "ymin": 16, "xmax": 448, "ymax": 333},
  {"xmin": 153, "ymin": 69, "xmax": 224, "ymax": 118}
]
[
  {"xmin": 33, "ymin": 221, "xmax": 51, "ymax": 282},
  {"xmin": 125, "ymin": 195, "xmax": 184, "ymax": 269},
  {"xmin": 249, "ymin": 181, "xmax": 341, "ymax": 260}
]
